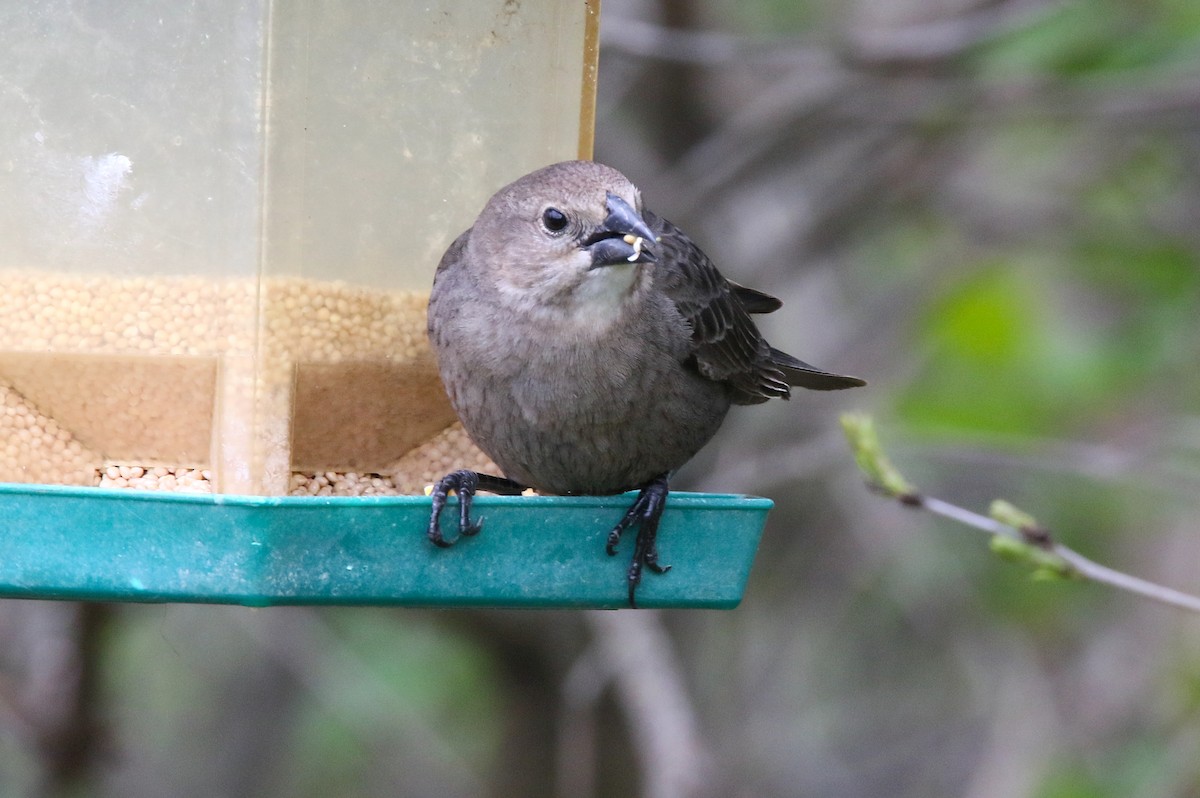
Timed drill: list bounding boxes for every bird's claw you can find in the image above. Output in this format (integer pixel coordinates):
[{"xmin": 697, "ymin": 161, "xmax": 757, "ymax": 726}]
[
  {"xmin": 644, "ymin": 548, "xmax": 671, "ymax": 575},
  {"xmin": 605, "ymin": 493, "xmax": 646, "ymax": 555},
  {"xmin": 428, "ymin": 469, "xmax": 671, "ymax": 607},
  {"xmin": 605, "ymin": 531, "xmax": 621, "ymax": 556},
  {"xmin": 606, "ymin": 474, "xmax": 671, "ymax": 608},
  {"xmin": 427, "ymin": 469, "xmax": 483, "ymax": 547},
  {"xmin": 427, "ymin": 470, "xmax": 528, "ymax": 547}
]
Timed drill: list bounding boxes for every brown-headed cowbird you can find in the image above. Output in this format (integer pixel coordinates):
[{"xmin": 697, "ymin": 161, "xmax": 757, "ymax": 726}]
[{"xmin": 426, "ymin": 160, "xmax": 864, "ymax": 606}]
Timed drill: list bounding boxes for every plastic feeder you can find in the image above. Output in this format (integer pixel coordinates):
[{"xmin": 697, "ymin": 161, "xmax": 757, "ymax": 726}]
[
  {"xmin": 0, "ymin": 2, "xmax": 769, "ymax": 608},
  {"xmin": 0, "ymin": 484, "xmax": 770, "ymax": 609}
]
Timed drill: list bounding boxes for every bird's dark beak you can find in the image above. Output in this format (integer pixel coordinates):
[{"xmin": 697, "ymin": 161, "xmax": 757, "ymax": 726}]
[{"xmin": 585, "ymin": 192, "xmax": 657, "ymax": 268}]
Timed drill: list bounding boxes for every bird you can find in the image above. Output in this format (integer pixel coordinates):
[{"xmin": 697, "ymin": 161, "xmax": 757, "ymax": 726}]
[{"xmin": 425, "ymin": 160, "xmax": 864, "ymax": 607}]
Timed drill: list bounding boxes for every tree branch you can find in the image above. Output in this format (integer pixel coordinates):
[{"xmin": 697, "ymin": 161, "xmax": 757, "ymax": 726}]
[
  {"xmin": 841, "ymin": 413, "xmax": 1200, "ymax": 614},
  {"xmin": 583, "ymin": 610, "xmax": 714, "ymax": 798}
]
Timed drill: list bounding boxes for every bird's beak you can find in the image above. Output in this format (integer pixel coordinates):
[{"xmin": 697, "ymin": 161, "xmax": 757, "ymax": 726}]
[{"xmin": 585, "ymin": 192, "xmax": 658, "ymax": 268}]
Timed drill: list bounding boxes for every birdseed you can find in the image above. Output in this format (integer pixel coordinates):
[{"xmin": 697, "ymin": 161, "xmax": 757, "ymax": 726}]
[{"xmin": 0, "ymin": 270, "xmax": 492, "ymax": 495}]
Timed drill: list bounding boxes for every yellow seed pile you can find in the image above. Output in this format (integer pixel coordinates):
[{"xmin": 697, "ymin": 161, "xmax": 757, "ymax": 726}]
[
  {"xmin": 251, "ymin": 275, "xmax": 455, "ymax": 492},
  {"xmin": 264, "ymin": 278, "xmax": 429, "ymax": 366},
  {"xmin": 387, "ymin": 422, "xmax": 500, "ymax": 493},
  {"xmin": 0, "ymin": 383, "xmax": 99, "ymax": 486},
  {"xmin": 98, "ymin": 465, "xmax": 213, "ymax": 493},
  {"xmin": 0, "ymin": 272, "xmax": 256, "ymax": 357},
  {"xmin": 289, "ymin": 471, "xmax": 400, "ymax": 497},
  {"xmin": 0, "ymin": 270, "xmax": 492, "ymax": 496},
  {"xmin": 290, "ymin": 422, "xmax": 500, "ymax": 496}
]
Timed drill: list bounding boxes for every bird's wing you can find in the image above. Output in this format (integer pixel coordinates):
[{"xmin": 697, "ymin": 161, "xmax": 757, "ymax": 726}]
[
  {"xmin": 426, "ymin": 230, "xmax": 471, "ymax": 341},
  {"xmin": 646, "ymin": 211, "xmax": 864, "ymax": 403},
  {"xmin": 727, "ymin": 281, "xmax": 782, "ymax": 314}
]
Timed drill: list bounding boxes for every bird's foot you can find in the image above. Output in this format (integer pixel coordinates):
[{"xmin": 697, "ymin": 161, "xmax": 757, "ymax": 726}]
[
  {"xmin": 427, "ymin": 470, "xmax": 526, "ymax": 547},
  {"xmin": 606, "ymin": 473, "xmax": 672, "ymax": 608}
]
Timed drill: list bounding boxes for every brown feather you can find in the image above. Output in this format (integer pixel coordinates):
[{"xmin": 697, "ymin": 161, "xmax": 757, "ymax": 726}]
[{"xmin": 645, "ymin": 211, "xmax": 864, "ymax": 404}]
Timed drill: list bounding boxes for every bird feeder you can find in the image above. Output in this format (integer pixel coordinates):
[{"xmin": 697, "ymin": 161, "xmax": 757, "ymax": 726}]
[{"xmin": 0, "ymin": 0, "xmax": 769, "ymax": 608}]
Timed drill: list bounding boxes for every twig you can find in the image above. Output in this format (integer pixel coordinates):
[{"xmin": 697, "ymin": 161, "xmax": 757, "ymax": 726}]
[
  {"xmin": 584, "ymin": 611, "xmax": 713, "ymax": 798},
  {"xmin": 556, "ymin": 648, "xmax": 603, "ymax": 798},
  {"xmin": 599, "ymin": 16, "xmax": 824, "ymax": 66},
  {"xmin": 841, "ymin": 413, "xmax": 1200, "ymax": 615},
  {"xmin": 843, "ymin": 0, "xmax": 1068, "ymax": 66}
]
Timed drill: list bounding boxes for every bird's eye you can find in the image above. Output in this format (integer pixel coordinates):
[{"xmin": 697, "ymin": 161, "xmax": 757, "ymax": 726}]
[{"xmin": 541, "ymin": 207, "xmax": 569, "ymax": 234}]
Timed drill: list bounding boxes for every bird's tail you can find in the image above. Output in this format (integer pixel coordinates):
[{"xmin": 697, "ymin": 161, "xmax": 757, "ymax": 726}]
[{"xmin": 769, "ymin": 347, "xmax": 866, "ymax": 391}]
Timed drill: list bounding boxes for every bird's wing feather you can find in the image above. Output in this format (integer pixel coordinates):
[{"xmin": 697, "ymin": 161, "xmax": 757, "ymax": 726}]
[
  {"xmin": 646, "ymin": 211, "xmax": 865, "ymax": 402},
  {"xmin": 728, "ymin": 281, "xmax": 782, "ymax": 314}
]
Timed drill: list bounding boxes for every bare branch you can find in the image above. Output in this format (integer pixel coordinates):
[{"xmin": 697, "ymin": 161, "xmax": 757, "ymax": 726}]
[
  {"xmin": 600, "ymin": 16, "xmax": 825, "ymax": 66},
  {"xmin": 584, "ymin": 610, "xmax": 714, "ymax": 798},
  {"xmin": 844, "ymin": 0, "xmax": 1068, "ymax": 66}
]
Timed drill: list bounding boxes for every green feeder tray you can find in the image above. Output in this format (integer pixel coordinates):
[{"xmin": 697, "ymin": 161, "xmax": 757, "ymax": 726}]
[{"xmin": 0, "ymin": 484, "xmax": 770, "ymax": 609}]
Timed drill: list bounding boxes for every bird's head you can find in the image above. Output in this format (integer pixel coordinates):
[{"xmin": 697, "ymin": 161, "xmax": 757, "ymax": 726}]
[{"xmin": 467, "ymin": 161, "xmax": 658, "ymax": 314}]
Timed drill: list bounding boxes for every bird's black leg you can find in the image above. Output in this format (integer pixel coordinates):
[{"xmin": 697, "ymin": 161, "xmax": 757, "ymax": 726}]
[
  {"xmin": 427, "ymin": 469, "xmax": 526, "ymax": 547},
  {"xmin": 606, "ymin": 473, "xmax": 672, "ymax": 608}
]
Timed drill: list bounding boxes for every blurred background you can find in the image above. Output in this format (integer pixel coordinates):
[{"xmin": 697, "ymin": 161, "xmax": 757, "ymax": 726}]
[{"xmin": 3, "ymin": 0, "xmax": 1200, "ymax": 795}]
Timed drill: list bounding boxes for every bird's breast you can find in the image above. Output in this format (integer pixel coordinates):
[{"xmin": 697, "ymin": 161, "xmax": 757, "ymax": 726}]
[
  {"xmin": 432, "ymin": 271, "xmax": 729, "ymax": 493},
  {"xmin": 570, "ymin": 262, "xmax": 640, "ymax": 323}
]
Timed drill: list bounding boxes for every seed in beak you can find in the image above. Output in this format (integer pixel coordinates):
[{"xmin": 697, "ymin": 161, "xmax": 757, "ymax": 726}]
[{"xmin": 623, "ymin": 234, "xmax": 646, "ymax": 262}]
